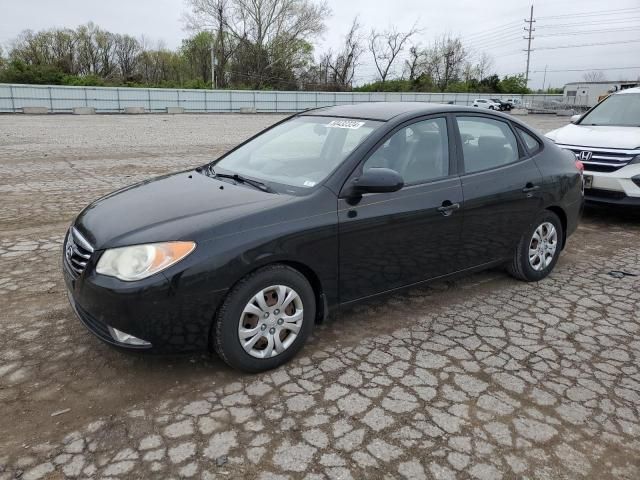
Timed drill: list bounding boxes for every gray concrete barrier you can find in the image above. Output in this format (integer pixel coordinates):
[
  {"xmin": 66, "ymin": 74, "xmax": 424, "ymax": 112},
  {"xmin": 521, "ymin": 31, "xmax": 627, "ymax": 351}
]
[
  {"xmin": 556, "ymin": 109, "xmax": 575, "ymax": 116},
  {"xmin": 21, "ymin": 107, "xmax": 49, "ymax": 114},
  {"xmin": 124, "ymin": 107, "xmax": 146, "ymax": 114},
  {"xmin": 73, "ymin": 107, "xmax": 96, "ymax": 115},
  {"xmin": 511, "ymin": 108, "xmax": 528, "ymax": 115},
  {"xmin": 166, "ymin": 107, "xmax": 185, "ymax": 114}
]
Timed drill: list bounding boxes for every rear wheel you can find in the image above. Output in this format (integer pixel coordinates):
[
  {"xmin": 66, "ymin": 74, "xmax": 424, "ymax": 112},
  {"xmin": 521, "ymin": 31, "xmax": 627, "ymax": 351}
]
[
  {"xmin": 507, "ymin": 211, "xmax": 563, "ymax": 282},
  {"xmin": 213, "ymin": 265, "xmax": 315, "ymax": 372}
]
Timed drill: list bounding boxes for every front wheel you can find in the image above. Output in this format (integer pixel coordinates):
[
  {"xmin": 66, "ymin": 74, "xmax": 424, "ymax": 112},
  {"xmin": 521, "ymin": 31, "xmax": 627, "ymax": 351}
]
[
  {"xmin": 213, "ymin": 265, "xmax": 315, "ymax": 372},
  {"xmin": 507, "ymin": 211, "xmax": 563, "ymax": 282}
]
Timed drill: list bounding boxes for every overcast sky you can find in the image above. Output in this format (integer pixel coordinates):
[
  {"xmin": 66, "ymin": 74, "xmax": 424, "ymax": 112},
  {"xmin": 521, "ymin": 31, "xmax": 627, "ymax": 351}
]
[{"xmin": 1, "ymin": 0, "xmax": 639, "ymax": 89}]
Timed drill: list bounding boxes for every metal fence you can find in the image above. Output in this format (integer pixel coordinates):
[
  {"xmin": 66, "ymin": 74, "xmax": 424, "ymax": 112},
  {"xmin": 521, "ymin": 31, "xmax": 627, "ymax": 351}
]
[{"xmin": 0, "ymin": 83, "xmax": 573, "ymax": 114}]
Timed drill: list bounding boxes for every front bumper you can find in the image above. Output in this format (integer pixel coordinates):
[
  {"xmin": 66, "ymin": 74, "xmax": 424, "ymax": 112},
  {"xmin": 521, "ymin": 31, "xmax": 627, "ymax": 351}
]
[
  {"xmin": 583, "ymin": 163, "xmax": 640, "ymax": 206},
  {"xmin": 63, "ymin": 255, "xmax": 227, "ymax": 353},
  {"xmin": 585, "ymin": 189, "xmax": 640, "ymax": 206}
]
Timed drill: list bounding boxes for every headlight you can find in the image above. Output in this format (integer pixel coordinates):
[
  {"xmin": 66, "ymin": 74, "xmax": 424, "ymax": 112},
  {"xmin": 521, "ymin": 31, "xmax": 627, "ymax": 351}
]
[{"xmin": 96, "ymin": 241, "xmax": 196, "ymax": 281}]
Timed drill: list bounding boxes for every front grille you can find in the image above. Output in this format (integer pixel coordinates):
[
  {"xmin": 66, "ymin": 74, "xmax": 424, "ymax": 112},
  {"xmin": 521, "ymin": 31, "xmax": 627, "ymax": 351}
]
[
  {"xmin": 557, "ymin": 144, "xmax": 639, "ymax": 173},
  {"xmin": 64, "ymin": 227, "xmax": 94, "ymax": 276}
]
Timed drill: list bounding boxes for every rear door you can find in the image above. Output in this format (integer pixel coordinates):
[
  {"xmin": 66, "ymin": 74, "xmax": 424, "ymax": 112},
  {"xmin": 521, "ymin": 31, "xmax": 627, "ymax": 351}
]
[
  {"xmin": 454, "ymin": 114, "xmax": 543, "ymax": 269},
  {"xmin": 338, "ymin": 115, "xmax": 464, "ymax": 303}
]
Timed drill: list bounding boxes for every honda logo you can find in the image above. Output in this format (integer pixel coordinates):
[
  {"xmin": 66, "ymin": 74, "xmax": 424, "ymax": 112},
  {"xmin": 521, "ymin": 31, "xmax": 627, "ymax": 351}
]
[{"xmin": 578, "ymin": 151, "xmax": 593, "ymax": 162}]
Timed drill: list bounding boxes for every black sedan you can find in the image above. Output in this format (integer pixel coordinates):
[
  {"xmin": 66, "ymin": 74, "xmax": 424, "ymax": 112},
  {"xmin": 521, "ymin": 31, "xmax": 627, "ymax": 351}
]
[
  {"xmin": 490, "ymin": 98, "xmax": 512, "ymax": 111},
  {"xmin": 63, "ymin": 103, "xmax": 583, "ymax": 372}
]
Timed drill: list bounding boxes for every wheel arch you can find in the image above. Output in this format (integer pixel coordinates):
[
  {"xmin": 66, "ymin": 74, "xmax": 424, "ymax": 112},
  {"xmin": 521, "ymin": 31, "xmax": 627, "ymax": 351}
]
[
  {"xmin": 546, "ymin": 205, "xmax": 567, "ymax": 249},
  {"xmin": 279, "ymin": 260, "xmax": 327, "ymax": 323},
  {"xmin": 211, "ymin": 258, "xmax": 327, "ymax": 336}
]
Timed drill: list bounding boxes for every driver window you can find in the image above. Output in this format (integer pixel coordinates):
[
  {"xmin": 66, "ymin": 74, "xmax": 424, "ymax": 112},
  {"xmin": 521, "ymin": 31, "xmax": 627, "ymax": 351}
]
[{"xmin": 363, "ymin": 117, "xmax": 449, "ymax": 185}]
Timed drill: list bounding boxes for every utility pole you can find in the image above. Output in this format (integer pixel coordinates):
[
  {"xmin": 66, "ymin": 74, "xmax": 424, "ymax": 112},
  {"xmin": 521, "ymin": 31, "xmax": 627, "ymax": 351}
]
[
  {"xmin": 210, "ymin": 41, "xmax": 216, "ymax": 89},
  {"xmin": 523, "ymin": 5, "xmax": 535, "ymax": 86},
  {"xmin": 542, "ymin": 64, "xmax": 548, "ymax": 92}
]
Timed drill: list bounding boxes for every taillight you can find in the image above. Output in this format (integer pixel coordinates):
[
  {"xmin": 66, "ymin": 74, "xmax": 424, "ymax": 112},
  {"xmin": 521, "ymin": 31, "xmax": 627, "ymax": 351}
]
[{"xmin": 575, "ymin": 160, "xmax": 584, "ymax": 172}]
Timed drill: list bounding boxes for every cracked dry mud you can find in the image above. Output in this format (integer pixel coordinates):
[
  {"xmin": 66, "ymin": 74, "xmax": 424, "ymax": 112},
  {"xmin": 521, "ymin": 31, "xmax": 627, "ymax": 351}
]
[{"xmin": 0, "ymin": 114, "xmax": 639, "ymax": 480}]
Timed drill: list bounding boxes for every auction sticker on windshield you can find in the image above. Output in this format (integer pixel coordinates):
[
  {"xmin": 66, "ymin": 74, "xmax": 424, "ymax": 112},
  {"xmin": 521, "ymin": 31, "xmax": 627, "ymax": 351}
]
[{"xmin": 326, "ymin": 120, "xmax": 365, "ymax": 129}]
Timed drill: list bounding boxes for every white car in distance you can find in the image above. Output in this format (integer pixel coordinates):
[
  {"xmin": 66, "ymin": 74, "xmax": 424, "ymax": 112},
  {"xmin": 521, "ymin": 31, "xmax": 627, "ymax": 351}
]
[
  {"xmin": 545, "ymin": 87, "xmax": 640, "ymax": 206},
  {"xmin": 472, "ymin": 98, "xmax": 501, "ymax": 110}
]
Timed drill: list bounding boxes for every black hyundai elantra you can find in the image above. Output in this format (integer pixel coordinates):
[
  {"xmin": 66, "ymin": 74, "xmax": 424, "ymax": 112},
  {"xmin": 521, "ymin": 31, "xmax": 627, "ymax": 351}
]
[{"xmin": 63, "ymin": 103, "xmax": 583, "ymax": 372}]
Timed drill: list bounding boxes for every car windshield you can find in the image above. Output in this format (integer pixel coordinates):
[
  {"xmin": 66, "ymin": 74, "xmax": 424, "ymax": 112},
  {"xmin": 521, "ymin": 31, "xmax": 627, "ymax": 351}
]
[
  {"xmin": 213, "ymin": 116, "xmax": 382, "ymax": 191},
  {"xmin": 579, "ymin": 92, "xmax": 640, "ymax": 127}
]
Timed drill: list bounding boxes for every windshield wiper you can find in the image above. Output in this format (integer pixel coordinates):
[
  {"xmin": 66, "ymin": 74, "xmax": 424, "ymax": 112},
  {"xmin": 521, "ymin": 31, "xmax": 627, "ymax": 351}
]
[{"xmin": 208, "ymin": 166, "xmax": 275, "ymax": 193}]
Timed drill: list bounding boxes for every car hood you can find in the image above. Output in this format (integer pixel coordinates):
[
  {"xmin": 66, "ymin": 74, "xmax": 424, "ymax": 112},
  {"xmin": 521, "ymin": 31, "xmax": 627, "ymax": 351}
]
[
  {"xmin": 545, "ymin": 123, "xmax": 640, "ymax": 149},
  {"xmin": 75, "ymin": 170, "xmax": 292, "ymax": 249}
]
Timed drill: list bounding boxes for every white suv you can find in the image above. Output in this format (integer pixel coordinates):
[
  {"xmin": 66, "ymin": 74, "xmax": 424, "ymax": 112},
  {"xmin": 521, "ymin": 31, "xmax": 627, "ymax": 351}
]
[
  {"xmin": 545, "ymin": 87, "xmax": 640, "ymax": 206},
  {"xmin": 472, "ymin": 99, "xmax": 501, "ymax": 110}
]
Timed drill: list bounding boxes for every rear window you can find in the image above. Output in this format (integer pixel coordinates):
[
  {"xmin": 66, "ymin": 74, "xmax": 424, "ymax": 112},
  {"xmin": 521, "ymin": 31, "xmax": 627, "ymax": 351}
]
[
  {"xmin": 457, "ymin": 116, "xmax": 519, "ymax": 173},
  {"xmin": 516, "ymin": 127, "xmax": 542, "ymax": 153}
]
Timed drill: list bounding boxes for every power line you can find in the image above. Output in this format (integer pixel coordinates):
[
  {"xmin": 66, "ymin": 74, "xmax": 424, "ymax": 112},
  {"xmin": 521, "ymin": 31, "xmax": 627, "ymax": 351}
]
[
  {"xmin": 537, "ymin": 16, "xmax": 640, "ymax": 29},
  {"xmin": 459, "ymin": 21, "xmax": 522, "ymax": 41},
  {"xmin": 529, "ymin": 66, "xmax": 640, "ymax": 73},
  {"xmin": 468, "ymin": 30, "xmax": 523, "ymax": 45},
  {"xmin": 468, "ymin": 35, "xmax": 523, "ymax": 51},
  {"xmin": 537, "ymin": 6, "xmax": 640, "ymax": 20},
  {"xmin": 499, "ymin": 38, "xmax": 640, "ymax": 57},
  {"xmin": 534, "ymin": 39, "xmax": 640, "ymax": 51},
  {"xmin": 536, "ymin": 27, "xmax": 639, "ymax": 38}
]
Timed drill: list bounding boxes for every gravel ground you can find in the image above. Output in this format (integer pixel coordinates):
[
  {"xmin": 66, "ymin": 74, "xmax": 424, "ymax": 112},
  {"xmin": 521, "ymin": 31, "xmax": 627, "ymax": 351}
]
[{"xmin": 0, "ymin": 113, "xmax": 639, "ymax": 479}]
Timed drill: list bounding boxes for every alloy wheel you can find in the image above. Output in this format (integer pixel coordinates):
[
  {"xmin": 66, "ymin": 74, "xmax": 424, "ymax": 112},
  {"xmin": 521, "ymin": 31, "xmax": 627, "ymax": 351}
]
[
  {"xmin": 528, "ymin": 222, "xmax": 558, "ymax": 271},
  {"xmin": 238, "ymin": 285, "xmax": 304, "ymax": 359}
]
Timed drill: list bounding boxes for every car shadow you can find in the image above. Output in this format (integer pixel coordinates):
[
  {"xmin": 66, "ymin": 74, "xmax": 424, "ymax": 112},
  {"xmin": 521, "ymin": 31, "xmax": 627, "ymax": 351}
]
[{"xmin": 583, "ymin": 204, "xmax": 640, "ymax": 226}]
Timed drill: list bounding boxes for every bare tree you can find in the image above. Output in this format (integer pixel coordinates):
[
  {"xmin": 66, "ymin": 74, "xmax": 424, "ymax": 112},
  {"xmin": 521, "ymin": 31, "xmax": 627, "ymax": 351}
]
[
  {"xmin": 76, "ymin": 23, "xmax": 101, "ymax": 75},
  {"xmin": 114, "ymin": 34, "xmax": 141, "ymax": 79},
  {"xmin": 95, "ymin": 29, "xmax": 116, "ymax": 77},
  {"xmin": 326, "ymin": 17, "xmax": 363, "ymax": 88},
  {"xmin": 368, "ymin": 24, "xmax": 419, "ymax": 83},
  {"xmin": 427, "ymin": 34, "xmax": 467, "ymax": 91},
  {"xmin": 582, "ymin": 70, "xmax": 607, "ymax": 82},
  {"xmin": 404, "ymin": 45, "xmax": 428, "ymax": 81},
  {"xmin": 183, "ymin": 0, "xmax": 234, "ymax": 87},
  {"xmin": 474, "ymin": 52, "xmax": 494, "ymax": 81},
  {"xmin": 184, "ymin": 0, "xmax": 330, "ymax": 87}
]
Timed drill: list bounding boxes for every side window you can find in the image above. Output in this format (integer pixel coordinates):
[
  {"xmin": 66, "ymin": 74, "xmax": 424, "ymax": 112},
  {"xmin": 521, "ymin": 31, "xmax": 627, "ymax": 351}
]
[
  {"xmin": 516, "ymin": 127, "xmax": 542, "ymax": 153},
  {"xmin": 456, "ymin": 116, "xmax": 519, "ymax": 173},
  {"xmin": 363, "ymin": 118, "xmax": 449, "ymax": 185}
]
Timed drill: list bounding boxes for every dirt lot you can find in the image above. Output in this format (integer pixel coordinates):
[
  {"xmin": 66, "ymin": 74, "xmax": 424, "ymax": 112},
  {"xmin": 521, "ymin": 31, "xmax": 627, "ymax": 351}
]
[{"xmin": 0, "ymin": 113, "xmax": 639, "ymax": 479}]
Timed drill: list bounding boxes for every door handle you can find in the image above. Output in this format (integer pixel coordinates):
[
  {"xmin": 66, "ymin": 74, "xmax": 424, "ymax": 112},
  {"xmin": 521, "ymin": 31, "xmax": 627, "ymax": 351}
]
[
  {"xmin": 437, "ymin": 201, "xmax": 460, "ymax": 216},
  {"xmin": 522, "ymin": 183, "xmax": 540, "ymax": 193}
]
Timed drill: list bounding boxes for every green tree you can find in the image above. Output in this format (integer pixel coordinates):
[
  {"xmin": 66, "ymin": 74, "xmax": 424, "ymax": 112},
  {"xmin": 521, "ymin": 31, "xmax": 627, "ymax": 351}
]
[
  {"xmin": 182, "ymin": 31, "xmax": 214, "ymax": 84},
  {"xmin": 498, "ymin": 74, "xmax": 529, "ymax": 94},
  {"xmin": 0, "ymin": 59, "xmax": 65, "ymax": 84}
]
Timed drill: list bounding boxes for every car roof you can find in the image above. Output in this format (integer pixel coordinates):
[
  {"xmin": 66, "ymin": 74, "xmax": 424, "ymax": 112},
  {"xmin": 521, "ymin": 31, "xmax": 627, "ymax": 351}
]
[
  {"xmin": 300, "ymin": 102, "xmax": 482, "ymax": 121},
  {"xmin": 615, "ymin": 87, "xmax": 640, "ymax": 95}
]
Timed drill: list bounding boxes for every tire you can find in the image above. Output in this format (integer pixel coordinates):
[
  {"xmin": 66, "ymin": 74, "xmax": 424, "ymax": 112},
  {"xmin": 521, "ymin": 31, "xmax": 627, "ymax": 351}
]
[
  {"xmin": 489, "ymin": 106, "xmax": 495, "ymax": 110},
  {"xmin": 507, "ymin": 211, "xmax": 563, "ymax": 282},
  {"xmin": 213, "ymin": 264, "xmax": 315, "ymax": 372}
]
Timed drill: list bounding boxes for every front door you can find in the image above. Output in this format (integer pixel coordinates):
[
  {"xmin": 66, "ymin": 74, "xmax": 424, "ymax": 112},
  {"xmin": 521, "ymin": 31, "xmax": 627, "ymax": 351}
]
[{"xmin": 338, "ymin": 116, "xmax": 464, "ymax": 303}]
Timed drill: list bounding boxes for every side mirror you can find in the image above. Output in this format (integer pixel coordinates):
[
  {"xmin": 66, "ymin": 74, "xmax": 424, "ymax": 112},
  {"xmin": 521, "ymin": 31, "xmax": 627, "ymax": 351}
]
[
  {"xmin": 350, "ymin": 168, "xmax": 404, "ymax": 195},
  {"xmin": 570, "ymin": 114, "xmax": 582, "ymax": 124}
]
